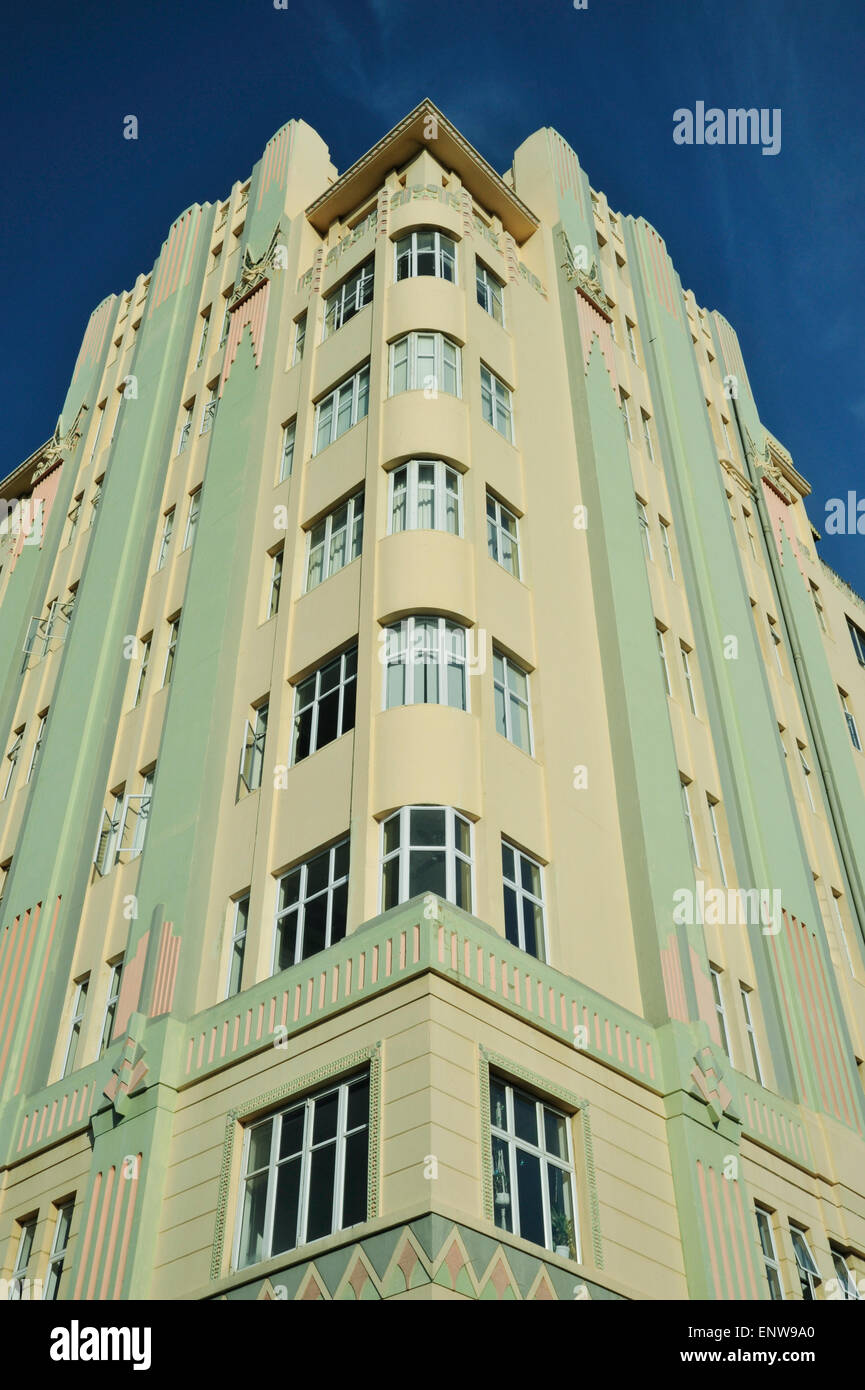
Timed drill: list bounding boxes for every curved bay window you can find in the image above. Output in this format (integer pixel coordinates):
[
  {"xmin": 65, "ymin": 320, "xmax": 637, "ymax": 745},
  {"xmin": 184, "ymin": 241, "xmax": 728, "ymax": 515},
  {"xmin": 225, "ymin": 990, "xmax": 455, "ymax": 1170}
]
[
  {"xmin": 395, "ymin": 229, "xmax": 456, "ymax": 283},
  {"xmin": 380, "ymin": 805, "xmax": 472, "ymax": 911},
  {"xmin": 382, "ymin": 616, "xmax": 469, "ymax": 712},
  {"xmin": 389, "ymin": 459, "xmax": 461, "ymax": 536}
]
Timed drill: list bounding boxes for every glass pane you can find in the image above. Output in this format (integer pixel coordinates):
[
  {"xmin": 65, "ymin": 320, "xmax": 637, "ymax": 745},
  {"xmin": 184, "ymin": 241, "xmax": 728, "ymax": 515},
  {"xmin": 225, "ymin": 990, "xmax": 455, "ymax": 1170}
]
[
  {"xmin": 316, "ymin": 398, "xmax": 333, "ymax": 452},
  {"xmin": 520, "ymin": 854, "xmax": 541, "ymax": 895},
  {"xmin": 301, "ymin": 893, "xmax": 328, "ymax": 961},
  {"xmin": 279, "ymin": 1106, "xmax": 304, "ymax": 1159},
  {"xmin": 271, "ymin": 1158, "xmax": 301, "ymax": 1256},
  {"xmin": 513, "ymin": 1090, "xmax": 538, "ymax": 1144},
  {"xmin": 356, "ymin": 368, "xmax": 369, "ymax": 420},
  {"xmin": 306, "ymin": 1143, "xmax": 337, "ymax": 1242},
  {"xmin": 522, "ymin": 899, "xmax": 543, "ymax": 959},
  {"xmin": 336, "ymin": 387, "xmax": 354, "ymax": 438},
  {"xmin": 501, "ymin": 842, "xmax": 515, "ymax": 880},
  {"xmin": 548, "ymin": 1163, "xmax": 576, "ymax": 1255},
  {"xmin": 332, "ymin": 837, "xmax": 349, "ymax": 881},
  {"xmin": 411, "ymin": 807, "xmax": 446, "ymax": 845},
  {"xmin": 315, "ymin": 689, "xmax": 339, "ymax": 748},
  {"xmin": 392, "ymin": 341, "xmax": 408, "ymax": 394},
  {"xmin": 329, "ymin": 881, "xmax": 347, "ymax": 944},
  {"xmin": 276, "ymin": 909, "xmax": 298, "ymax": 970},
  {"xmin": 409, "ymin": 848, "xmax": 446, "ymax": 898},
  {"xmin": 383, "ymin": 814, "xmax": 400, "ymax": 855},
  {"xmin": 544, "ymin": 1108, "xmax": 568, "ymax": 1159},
  {"xmin": 386, "ymin": 655, "xmax": 406, "ymax": 709},
  {"xmin": 490, "ymin": 1077, "xmax": 507, "ymax": 1129},
  {"xmin": 246, "ymin": 1119, "xmax": 273, "ymax": 1173},
  {"xmin": 340, "ymin": 676, "xmax": 357, "ymax": 734},
  {"xmin": 382, "ymin": 856, "xmax": 400, "ymax": 910},
  {"xmin": 454, "ymin": 815, "xmax": 471, "ymax": 857},
  {"xmin": 342, "ymin": 1129, "xmax": 368, "ymax": 1228},
  {"xmin": 313, "ymin": 1090, "xmax": 339, "ymax": 1144},
  {"xmin": 492, "ymin": 1136, "xmax": 513, "ymax": 1232},
  {"xmin": 306, "ymin": 849, "xmax": 330, "ymax": 897},
  {"xmin": 455, "ymin": 855, "xmax": 472, "ymax": 910},
  {"xmin": 511, "ymin": 698, "xmax": 531, "ymax": 752},
  {"xmin": 391, "ymin": 470, "xmax": 407, "ymax": 531},
  {"xmin": 503, "ymin": 885, "xmax": 519, "ymax": 947},
  {"xmin": 239, "ymin": 1172, "xmax": 269, "ymax": 1266},
  {"xmin": 494, "ymin": 683, "xmax": 507, "ymax": 738},
  {"xmin": 347, "ymin": 1074, "xmax": 370, "ymax": 1130},
  {"xmin": 515, "ymin": 1150, "xmax": 545, "ymax": 1247}
]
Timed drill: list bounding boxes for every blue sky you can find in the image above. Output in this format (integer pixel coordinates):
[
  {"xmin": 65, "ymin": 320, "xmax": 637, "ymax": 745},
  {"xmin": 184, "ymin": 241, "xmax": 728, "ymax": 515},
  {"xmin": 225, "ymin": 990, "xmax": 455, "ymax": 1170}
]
[{"xmin": 4, "ymin": 0, "xmax": 864, "ymax": 589}]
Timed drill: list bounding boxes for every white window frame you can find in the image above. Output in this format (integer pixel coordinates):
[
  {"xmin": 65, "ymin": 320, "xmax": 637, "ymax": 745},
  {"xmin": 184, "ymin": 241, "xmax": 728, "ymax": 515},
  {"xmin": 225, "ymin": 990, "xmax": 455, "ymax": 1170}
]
[
  {"xmin": 656, "ymin": 624, "xmax": 671, "ymax": 696},
  {"xmin": 267, "ymin": 549, "xmax": 283, "ymax": 620},
  {"xmin": 304, "ymin": 492, "xmax": 364, "ymax": 592},
  {"xmin": 840, "ymin": 690, "xmax": 862, "ymax": 751},
  {"xmin": 739, "ymin": 984, "xmax": 764, "ymax": 1084},
  {"xmin": 97, "ymin": 959, "xmax": 124, "ymax": 1057},
  {"xmin": 177, "ymin": 405, "xmax": 193, "ymax": 455},
  {"xmin": 313, "ymin": 365, "xmax": 370, "ymax": 455},
  {"xmin": 225, "ymin": 894, "xmax": 249, "ymax": 999},
  {"xmin": 637, "ymin": 498, "xmax": 652, "ymax": 561},
  {"xmin": 291, "ymin": 647, "xmax": 357, "ymax": 764},
  {"xmin": 61, "ymin": 975, "xmax": 90, "ymax": 1078},
  {"xmin": 395, "ymin": 229, "xmax": 456, "ymax": 284},
  {"xmin": 44, "ymin": 1202, "xmax": 74, "ymax": 1301},
  {"xmin": 279, "ymin": 419, "xmax": 296, "ymax": 483},
  {"xmin": 480, "ymin": 363, "xmax": 513, "ymax": 441},
  {"xmin": 200, "ymin": 386, "xmax": 218, "ymax": 435},
  {"xmin": 389, "ymin": 332, "xmax": 461, "ymax": 399},
  {"xmin": 132, "ymin": 637, "xmax": 151, "ymax": 709},
  {"xmin": 486, "ymin": 493, "xmax": 520, "ymax": 578},
  {"xmin": 292, "ymin": 314, "xmax": 306, "ymax": 364},
  {"xmin": 323, "ymin": 259, "xmax": 374, "ymax": 339},
  {"xmin": 379, "ymin": 806, "xmax": 473, "ymax": 913},
  {"xmin": 65, "ymin": 494, "xmax": 83, "ymax": 547},
  {"xmin": 501, "ymin": 841, "xmax": 546, "ymax": 961},
  {"xmin": 238, "ymin": 703, "xmax": 268, "ymax": 794},
  {"xmin": 626, "ymin": 319, "xmax": 639, "ymax": 365},
  {"xmin": 156, "ymin": 509, "xmax": 174, "ymax": 571},
  {"xmin": 641, "ymin": 410, "xmax": 655, "ymax": 463},
  {"xmin": 272, "ymin": 838, "xmax": 350, "ymax": 973},
  {"xmin": 182, "ymin": 487, "xmax": 202, "ymax": 551},
  {"xmin": 476, "ymin": 260, "xmax": 504, "ymax": 323},
  {"xmin": 8, "ymin": 1219, "xmax": 36, "ymax": 1301},
  {"xmin": 234, "ymin": 1071, "xmax": 369, "ymax": 1270},
  {"xmin": 789, "ymin": 1226, "xmax": 821, "ymax": 1301},
  {"xmin": 681, "ymin": 777, "xmax": 700, "ymax": 864},
  {"xmin": 26, "ymin": 713, "xmax": 46, "ymax": 783},
  {"xmin": 706, "ymin": 796, "xmax": 728, "ymax": 887},
  {"xmin": 660, "ymin": 517, "xmax": 675, "ymax": 578},
  {"xmin": 163, "ymin": 617, "xmax": 180, "ymax": 687},
  {"xmin": 742, "ymin": 508, "xmax": 759, "ymax": 560},
  {"xmin": 755, "ymin": 1208, "xmax": 784, "ymax": 1301},
  {"xmin": 493, "ymin": 648, "xmax": 533, "ymax": 753},
  {"xmin": 709, "ymin": 965, "xmax": 732, "ymax": 1060},
  {"xmin": 489, "ymin": 1076, "xmax": 579, "ymax": 1260},
  {"xmin": 680, "ymin": 642, "xmax": 698, "ymax": 715},
  {"xmin": 195, "ymin": 311, "xmax": 210, "ymax": 368},
  {"xmin": 831, "ymin": 1250, "xmax": 861, "ymax": 1300},
  {"xmin": 382, "ymin": 616, "xmax": 470, "ymax": 713},
  {"xmin": 621, "ymin": 392, "xmax": 633, "ymax": 441},
  {"xmin": 388, "ymin": 460, "xmax": 462, "ymax": 536},
  {"xmin": 3, "ymin": 728, "xmax": 23, "ymax": 799},
  {"xmin": 830, "ymin": 890, "xmax": 856, "ymax": 977},
  {"xmin": 847, "ymin": 618, "xmax": 865, "ymax": 667},
  {"xmin": 798, "ymin": 744, "xmax": 816, "ymax": 812},
  {"xmin": 219, "ymin": 295, "xmax": 232, "ymax": 348}
]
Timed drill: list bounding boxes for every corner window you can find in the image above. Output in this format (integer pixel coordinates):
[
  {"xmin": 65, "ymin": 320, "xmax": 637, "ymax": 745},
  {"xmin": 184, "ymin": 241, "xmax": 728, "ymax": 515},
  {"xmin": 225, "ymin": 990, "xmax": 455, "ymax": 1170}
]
[
  {"xmin": 476, "ymin": 261, "xmax": 504, "ymax": 323},
  {"xmin": 389, "ymin": 460, "xmax": 461, "ymax": 535},
  {"xmin": 273, "ymin": 837, "xmax": 349, "ymax": 971},
  {"xmin": 395, "ymin": 230, "xmax": 456, "ymax": 283},
  {"xmin": 305, "ymin": 492, "xmax": 364, "ymax": 592},
  {"xmin": 480, "ymin": 364, "xmax": 513, "ymax": 441},
  {"xmin": 313, "ymin": 365, "xmax": 370, "ymax": 455},
  {"xmin": 389, "ymin": 332, "xmax": 460, "ymax": 398},
  {"xmin": 501, "ymin": 842, "xmax": 546, "ymax": 960},
  {"xmin": 380, "ymin": 806, "xmax": 472, "ymax": 912},
  {"xmin": 323, "ymin": 260, "xmax": 374, "ymax": 338},
  {"xmin": 291, "ymin": 647, "xmax": 357, "ymax": 763},
  {"xmin": 489, "ymin": 1076, "xmax": 579, "ymax": 1260},
  {"xmin": 382, "ymin": 616, "xmax": 469, "ymax": 712},
  {"xmin": 831, "ymin": 1249, "xmax": 861, "ymax": 1300},
  {"xmin": 486, "ymin": 494, "xmax": 520, "ymax": 578},
  {"xmin": 235, "ymin": 1071, "xmax": 369, "ymax": 1269}
]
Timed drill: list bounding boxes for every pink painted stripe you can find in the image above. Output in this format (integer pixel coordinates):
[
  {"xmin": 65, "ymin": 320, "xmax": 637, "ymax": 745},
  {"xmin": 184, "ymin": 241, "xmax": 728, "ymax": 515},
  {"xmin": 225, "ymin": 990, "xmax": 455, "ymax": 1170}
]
[
  {"xmin": 731, "ymin": 1173, "xmax": 760, "ymax": 1299},
  {"xmin": 802, "ymin": 921, "xmax": 855, "ymax": 1125},
  {"xmin": 99, "ymin": 1171, "xmax": 127, "ymax": 1300},
  {"xmin": 785, "ymin": 914, "xmax": 835, "ymax": 1117},
  {"xmin": 696, "ymin": 1161, "xmax": 723, "ymax": 1299},
  {"xmin": 768, "ymin": 931, "xmax": 809, "ymax": 1102},
  {"xmin": 183, "ymin": 208, "xmax": 202, "ymax": 286},
  {"xmin": 112, "ymin": 1159, "xmax": 140, "ymax": 1299},
  {"xmin": 719, "ymin": 1174, "xmax": 746, "ymax": 1298},
  {"xmin": 17, "ymin": 1115, "xmax": 28, "ymax": 1151},
  {"xmin": 74, "ymin": 1169, "xmax": 104, "ymax": 1298},
  {"xmin": 0, "ymin": 913, "xmax": 30, "ymax": 1057},
  {"xmin": 86, "ymin": 1165, "xmax": 116, "ymax": 1299},
  {"xmin": 15, "ymin": 898, "xmax": 61, "ymax": 1092},
  {"xmin": 708, "ymin": 1166, "xmax": 735, "ymax": 1299},
  {"xmin": 0, "ymin": 906, "xmax": 41, "ymax": 1080}
]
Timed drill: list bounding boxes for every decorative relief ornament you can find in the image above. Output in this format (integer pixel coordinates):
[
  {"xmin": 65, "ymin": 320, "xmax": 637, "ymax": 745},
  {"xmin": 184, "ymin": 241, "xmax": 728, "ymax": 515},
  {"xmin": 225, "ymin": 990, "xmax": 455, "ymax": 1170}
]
[{"xmin": 31, "ymin": 404, "xmax": 88, "ymax": 483}]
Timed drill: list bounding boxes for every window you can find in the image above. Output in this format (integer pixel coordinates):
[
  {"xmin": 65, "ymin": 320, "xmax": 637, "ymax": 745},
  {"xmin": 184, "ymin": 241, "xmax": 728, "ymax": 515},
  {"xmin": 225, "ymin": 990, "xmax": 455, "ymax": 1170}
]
[
  {"xmin": 620, "ymin": 391, "xmax": 633, "ymax": 441},
  {"xmin": 182, "ymin": 487, "xmax": 202, "ymax": 550},
  {"xmin": 384, "ymin": 611, "xmax": 469, "ymax": 709},
  {"xmin": 89, "ymin": 402, "xmax": 106, "ymax": 463},
  {"xmin": 767, "ymin": 616, "xmax": 784, "ymax": 675},
  {"xmin": 656, "ymin": 624, "xmax": 671, "ymax": 695},
  {"xmin": 390, "ymin": 333, "xmax": 460, "ymax": 398},
  {"xmin": 740, "ymin": 985, "xmax": 764, "ymax": 1084},
  {"xmin": 292, "ymin": 314, "xmax": 306, "ymax": 364},
  {"xmin": 238, "ymin": 703, "xmax": 268, "ymax": 794},
  {"xmin": 395, "ymin": 229, "xmax": 456, "ymax": 283},
  {"xmin": 660, "ymin": 518, "xmax": 675, "ymax": 578},
  {"xmin": 847, "ymin": 617, "xmax": 865, "ymax": 666},
  {"xmin": 641, "ymin": 411, "xmax": 656, "ymax": 463},
  {"xmin": 831, "ymin": 1250, "xmax": 861, "ymax": 1300},
  {"xmin": 680, "ymin": 643, "xmax": 698, "ymax": 715},
  {"xmin": 62, "ymin": 975, "xmax": 89, "ymax": 1078},
  {"xmin": 636, "ymin": 498, "xmax": 652, "ymax": 561},
  {"xmin": 132, "ymin": 636, "xmax": 151, "ymax": 710},
  {"xmin": 235, "ymin": 1071, "xmax": 369, "ymax": 1269},
  {"xmin": 200, "ymin": 386, "xmax": 218, "ymax": 434},
  {"xmin": 486, "ymin": 494, "xmax": 520, "ymax": 578},
  {"xmin": 742, "ymin": 508, "xmax": 759, "ymax": 559},
  {"xmin": 480, "ymin": 364, "xmax": 513, "ymax": 441},
  {"xmin": 195, "ymin": 310, "xmax": 210, "ymax": 368},
  {"xmin": 267, "ymin": 548, "xmax": 283, "ymax": 620},
  {"xmin": 314, "ymin": 365, "xmax": 370, "ymax": 454},
  {"xmin": 405, "ymin": 220, "xmax": 467, "ymax": 282},
  {"xmin": 840, "ymin": 689, "xmax": 861, "ymax": 751},
  {"xmin": 709, "ymin": 965, "xmax": 732, "ymax": 1059},
  {"xmin": 8, "ymin": 1218, "xmax": 36, "ymax": 1300},
  {"xmin": 720, "ymin": 416, "xmax": 732, "ymax": 453},
  {"xmin": 279, "ymin": 419, "xmax": 296, "ymax": 483},
  {"xmin": 225, "ymin": 895, "xmax": 249, "ymax": 998},
  {"xmin": 493, "ymin": 649, "xmax": 532, "ymax": 752},
  {"xmin": 89, "ymin": 478, "xmax": 103, "ymax": 525},
  {"xmin": 831, "ymin": 890, "xmax": 856, "ymax": 977},
  {"xmin": 502, "ymin": 842, "xmax": 546, "ymax": 960},
  {"xmin": 26, "ymin": 712, "xmax": 46, "ymax": 783},
  {"xmin": 706, "ymin": 796, "xmax": 728, "ymax": 887},
  {"xmin": 291, "ymin": 647, "xmax": 357, "ymax": 763},
  {"xmin": 389, "ymin": 460, "xmax": 461, "ymax": 535},
  {"xmin": 219, "ymin": 295, "xmax": 233, "ymax": 348},
  {"xmin": 2, "ymin": 727, "xmax": 23, "ymax": 799},
  {"xmin": 98, "ymin": 959, "xmax": 124, "ymax": 1057},
  {"xmin": 626, "ymin": 319, "xmax": 639, "ymax": 364},
  {"xmin": 0, "ymin": 859, "xmax": 11, "ymax": 917},
  {"xmin": 489, "ymin": 1076, "xmax": 579, "ymax": 1260},
  {"xmin": 790, "ymin": 1227, "xmax": 821, "ymax": 1301},
  {"xmin": 273, "ymin": 838, "xmax": 349, "ymax": 970},
  {"xmin": 177, "ymin": 404, "xmax": 193, "ymax": 455},
  {"xmin": 156, "ymin": 509, "xmax": 175, "ymax": 570},
  {"xmin": 305, "ymin": 492, "xmax": 364, "ymax": 591},
  {"xmin": 380, "ymin": 806, "xmax": 472, "ymax": 912},
  {"xmin": 65, "ymin": 494, "xmax": 83, "ymax": 547},
  {"xmin": 323, "ymin": 259, "xmax": 374, "ymax": 337},
  {"xmin": 681, "ymin": 777, "xmax": 700, "ymax": 864},
  {"xmin": 163, "ymin": 617, "xmax": 180, "ymax": 686},
  {"xmin": 476, "ymin": 261, "xmax": 504, "ymax": 323},
  {"xmin": 798, "ymin": 743, "xmax": 816, "ymax": 812},
  {"xmin": 44, "ymin": 1202, "xmax": 74, "ymax": 1301},
  {"xmin": 755, "ymin": 1208, "xmax": 784, "ymax": 1300}
]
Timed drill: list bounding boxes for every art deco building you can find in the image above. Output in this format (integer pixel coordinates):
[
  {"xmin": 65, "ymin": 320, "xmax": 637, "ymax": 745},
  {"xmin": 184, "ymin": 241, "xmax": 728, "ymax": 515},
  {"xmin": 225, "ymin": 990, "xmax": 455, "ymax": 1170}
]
[{"xmin": 1, "ymin": 100, "xmax": 864, "ymax": 1304}]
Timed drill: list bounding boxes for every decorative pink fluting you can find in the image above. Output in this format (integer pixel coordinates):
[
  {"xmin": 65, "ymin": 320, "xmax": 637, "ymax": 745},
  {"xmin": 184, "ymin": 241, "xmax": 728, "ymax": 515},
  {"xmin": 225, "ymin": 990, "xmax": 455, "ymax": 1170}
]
[
  {"xmin": 149, "ymin": 208, "xmax": 203, "ymax": 316},
  {"xmin": 576, "ymin": 291, "xmax": 616, "ymax": 385},
  {"xmin": 151, "ymin": 920, "xmax": 180, "ymax": 1016},
  {"xmin": 761, "ymin": 478, "xmax": 809, "ymax": 584},
  {"xmin": 72, "ymin": 298, "xmax": 114, "ymax": 382},
  {"xmin": 219, "ymin": 280, "xmax": 270, "ymax": 395},
  {"xmin": 257, "ymin": 125, "xmax": 294, "ymax": 210}
]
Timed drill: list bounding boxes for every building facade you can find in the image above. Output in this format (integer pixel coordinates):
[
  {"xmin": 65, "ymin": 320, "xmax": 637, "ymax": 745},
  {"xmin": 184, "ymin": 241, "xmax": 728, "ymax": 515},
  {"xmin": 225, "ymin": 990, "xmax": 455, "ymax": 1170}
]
[{"xmin": 1, "ymin": 100, "xmax": 864, "ymax": 1303}]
